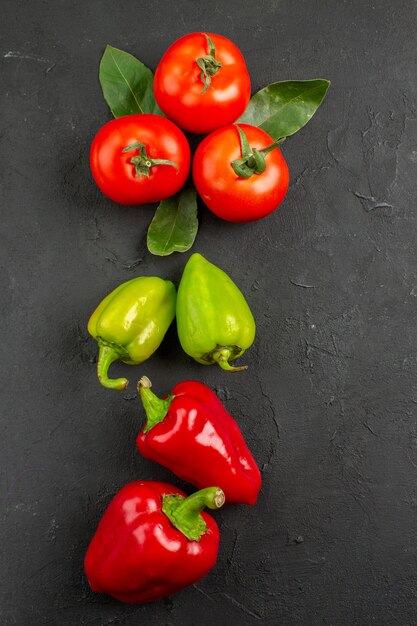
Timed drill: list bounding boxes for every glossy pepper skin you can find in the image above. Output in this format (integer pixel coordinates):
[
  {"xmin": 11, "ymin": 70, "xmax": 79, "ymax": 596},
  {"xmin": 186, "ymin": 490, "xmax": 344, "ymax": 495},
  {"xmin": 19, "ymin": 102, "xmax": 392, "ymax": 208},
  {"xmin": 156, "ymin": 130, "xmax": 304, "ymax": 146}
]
[
  {"xmin": 137, "ymin": 377, "xmax": 261, "ymax": 505},
  {"xmin": 176, "ymin": 253, "xmax": 256, "ymax": 371},
  {"xmin": 84, "ymin": 481, "xmax": 224, "ymax": 604},
  {"xmin": 88, "ymin": 277, "xmax": 176, "ymax": 390}
]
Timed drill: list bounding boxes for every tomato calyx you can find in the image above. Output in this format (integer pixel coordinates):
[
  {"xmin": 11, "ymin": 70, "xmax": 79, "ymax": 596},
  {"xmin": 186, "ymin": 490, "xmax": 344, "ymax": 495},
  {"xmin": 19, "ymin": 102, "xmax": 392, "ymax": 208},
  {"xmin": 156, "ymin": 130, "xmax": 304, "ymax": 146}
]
[
  {"xmin": 122, "ymin": 141, "xmax": 179, "ymax": 178},
  {"xmin": 196, "ymin": 34, "xmax": 222, "ymax": 93},
  {"xmin": 231, "ymin": 126, "xmax": 283, "ymax": 179}
]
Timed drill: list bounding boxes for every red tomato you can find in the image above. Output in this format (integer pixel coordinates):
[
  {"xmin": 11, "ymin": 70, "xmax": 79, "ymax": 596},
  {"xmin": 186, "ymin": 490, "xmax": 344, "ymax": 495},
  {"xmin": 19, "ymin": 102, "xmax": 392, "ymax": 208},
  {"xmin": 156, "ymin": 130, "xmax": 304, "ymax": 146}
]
[
  {"xmin": 154, "ymin": 33, "xmax": 251, "ymax": 134},
  {"xmin": 193, "ymin": 124, "xmax": 290, "ymax": 223},
  {"xmin": 90, "ymin": 114, "xmax": 190, "ymax": 205}
]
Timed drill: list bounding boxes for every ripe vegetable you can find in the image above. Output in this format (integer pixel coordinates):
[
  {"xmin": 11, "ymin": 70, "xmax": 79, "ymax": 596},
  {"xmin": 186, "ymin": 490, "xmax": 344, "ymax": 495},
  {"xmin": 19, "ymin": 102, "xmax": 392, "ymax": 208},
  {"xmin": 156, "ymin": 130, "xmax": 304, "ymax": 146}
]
[
  {"xmin": 176, "ymin": 253, "xmax": 256, "ymax": 371},
  {"xmin": 193, "ymin": 123, "xmax": 289, "ymax": 222},
  {"xmin": 90, "ymin": 114, "xmax": 190, "ymax": 205},
  {"xmin": 137, "ymin": 377, "xmax": 261, "ymax": 504},
  {"xmin": 88, "ymin": 276, "xmax": 176, "ymax": 390},
  {"xmin": 154, "ymin": 32, "xmax": 251, "ymax": 134},
  {"xmin": 84, "ymin": 481, "xmax": 224, "ymax": 604}
]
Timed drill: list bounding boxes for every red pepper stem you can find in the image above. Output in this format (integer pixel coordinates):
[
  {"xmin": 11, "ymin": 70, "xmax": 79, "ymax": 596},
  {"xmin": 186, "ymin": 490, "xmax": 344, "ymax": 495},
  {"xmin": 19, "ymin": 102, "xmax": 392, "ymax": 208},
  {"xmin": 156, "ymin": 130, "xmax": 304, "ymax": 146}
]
[
  {"xmin": 212, "ymin": 348, "xmax": 248, "ymax": 373},
  {"xmin": 162, "ymin": 487, "xmax": 225, "ymax": 541},
  {"xmin": 138, "ymin": 377, "xmax": 173, "ymax": 433},
  {"xmin": 97, "ymin": 343, "xmax": 128, "ymax": 390}
]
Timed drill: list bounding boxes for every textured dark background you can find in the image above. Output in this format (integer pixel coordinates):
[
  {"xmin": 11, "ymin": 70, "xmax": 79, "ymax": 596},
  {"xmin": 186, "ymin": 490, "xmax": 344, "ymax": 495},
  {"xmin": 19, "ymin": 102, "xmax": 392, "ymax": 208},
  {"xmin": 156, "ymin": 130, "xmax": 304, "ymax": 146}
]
[{"xmin": 2, "ymin": 0, "xmax": 417, "ymax": 624}]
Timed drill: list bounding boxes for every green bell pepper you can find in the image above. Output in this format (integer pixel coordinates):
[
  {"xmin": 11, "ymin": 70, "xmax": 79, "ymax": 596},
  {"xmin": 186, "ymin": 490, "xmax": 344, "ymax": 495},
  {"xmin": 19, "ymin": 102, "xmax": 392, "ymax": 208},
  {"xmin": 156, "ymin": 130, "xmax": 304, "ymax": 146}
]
[
  {"xmin": 176, "ymin": 253, "xmax": 256, "ymax": 372},
  {"xmin": 88, "ymin": 276, "xmax": 176, "ymax": 390}
]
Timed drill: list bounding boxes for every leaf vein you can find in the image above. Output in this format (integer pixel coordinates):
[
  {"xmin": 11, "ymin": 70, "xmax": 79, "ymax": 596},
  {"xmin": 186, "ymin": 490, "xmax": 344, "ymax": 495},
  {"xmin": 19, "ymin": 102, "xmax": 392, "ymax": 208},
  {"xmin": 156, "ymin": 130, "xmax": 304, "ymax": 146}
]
[
  {"xmin": 161, "ymin": 203, "xmax": 181, "ymax": 253},
  {"xmin": 108, "ymin": 47, "xmax": 144, "ymax": 114},
  {"xmin": 258, "ymin": 84, "xmax": 323, "ymax": 126}
]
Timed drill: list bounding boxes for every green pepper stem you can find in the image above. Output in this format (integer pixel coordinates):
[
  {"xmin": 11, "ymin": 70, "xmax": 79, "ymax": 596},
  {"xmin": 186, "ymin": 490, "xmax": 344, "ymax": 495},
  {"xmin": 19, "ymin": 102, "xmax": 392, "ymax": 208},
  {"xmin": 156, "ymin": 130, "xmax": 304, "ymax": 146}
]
[
  {"xmin": 212, "ymin": 348, "xmax": 248, "ymax": 372},
  {"xmin": 162, "ymin": 487, "xmax": 225, "ymax": 541},
  {"xmin": 97, "ymin": 343, "xmax": 128, "ymax": 390},
  {"xmin": 138, "ymin": 376, "xmax": 173, "ymax": 433}
]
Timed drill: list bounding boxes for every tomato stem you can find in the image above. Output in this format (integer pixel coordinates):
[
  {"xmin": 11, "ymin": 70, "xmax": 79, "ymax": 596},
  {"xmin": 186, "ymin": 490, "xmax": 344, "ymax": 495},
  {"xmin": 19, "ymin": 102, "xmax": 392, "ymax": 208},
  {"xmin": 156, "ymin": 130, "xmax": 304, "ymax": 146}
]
[
  {"xmin": 231, "ymin": 126, "xmax": 282, "ymax": 179},
  {"xmin": 196, "ymin": 34, "xmax": 222, "ymax": 93},
  {"xmin": 123, "ymin": 141, "xmax": 178, "ymax": 178}
]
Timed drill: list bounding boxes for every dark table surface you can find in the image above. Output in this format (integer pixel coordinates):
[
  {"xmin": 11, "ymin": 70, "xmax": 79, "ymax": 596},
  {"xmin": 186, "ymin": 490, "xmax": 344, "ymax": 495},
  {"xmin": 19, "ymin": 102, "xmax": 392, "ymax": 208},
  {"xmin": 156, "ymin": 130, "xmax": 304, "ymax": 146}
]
[{"xmin": 2, "ymin": 1, "xmax": 417, "ymax": 624}]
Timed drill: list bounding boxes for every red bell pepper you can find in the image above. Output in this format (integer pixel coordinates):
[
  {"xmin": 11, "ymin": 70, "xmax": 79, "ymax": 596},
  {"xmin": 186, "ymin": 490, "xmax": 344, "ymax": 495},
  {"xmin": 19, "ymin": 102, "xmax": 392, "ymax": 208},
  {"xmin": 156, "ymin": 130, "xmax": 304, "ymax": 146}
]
[
  {"xmin": 84, "ymin": 480, "xmax": 224, "ymax": 604},
  {"xmin": 136, "ymin": 377, "xmax": 261, "ymax": 505}
]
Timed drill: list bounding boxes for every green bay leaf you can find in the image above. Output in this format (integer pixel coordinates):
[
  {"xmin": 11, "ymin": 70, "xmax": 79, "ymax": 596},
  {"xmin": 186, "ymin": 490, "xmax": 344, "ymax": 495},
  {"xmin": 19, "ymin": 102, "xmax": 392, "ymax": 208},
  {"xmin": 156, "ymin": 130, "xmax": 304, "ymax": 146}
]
[
  {"xmin": 147, "ymin": 188, "xmax": 198, "ymax": 256},
  {"xmin": 237, "ymin": 79, "xmax": 330, "ymax": 139},
  {"xmin": 99, "ymin": 45, "xmax": 163, "ymax": 117}
]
